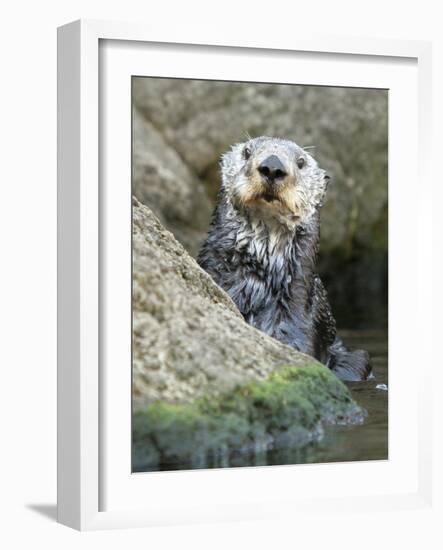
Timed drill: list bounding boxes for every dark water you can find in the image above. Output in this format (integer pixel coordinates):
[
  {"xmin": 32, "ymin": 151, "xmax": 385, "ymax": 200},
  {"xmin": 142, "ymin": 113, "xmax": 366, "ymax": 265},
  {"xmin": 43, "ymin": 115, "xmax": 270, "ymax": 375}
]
[{"xmin": 267, "ymin": 328, "xmax": 389, "ymax": 466}]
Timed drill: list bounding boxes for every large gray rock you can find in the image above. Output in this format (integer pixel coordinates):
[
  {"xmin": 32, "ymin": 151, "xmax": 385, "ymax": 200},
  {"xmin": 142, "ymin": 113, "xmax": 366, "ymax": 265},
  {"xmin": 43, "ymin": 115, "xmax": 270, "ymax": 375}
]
[
  {"xmin": 132, "ymin": 106, "xmax": 211, "ymax": 256},
  {"xmin": 132, "ymin": 199, "xmax": 366, "ymax": 471},
  {"xmin": 133, "ymin": 78, "xmax": 388, "ymax": 256},
  {"xmin": 132, "ymin": 197, "xmax": 320, "ymax": 410}
]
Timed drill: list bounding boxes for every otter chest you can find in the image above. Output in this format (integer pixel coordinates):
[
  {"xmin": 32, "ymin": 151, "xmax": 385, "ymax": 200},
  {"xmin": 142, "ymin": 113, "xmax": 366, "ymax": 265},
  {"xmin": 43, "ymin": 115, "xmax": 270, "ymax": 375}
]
[{"xmin": 225, "ymin": 228, "xmax": 313, "ymax": 350}]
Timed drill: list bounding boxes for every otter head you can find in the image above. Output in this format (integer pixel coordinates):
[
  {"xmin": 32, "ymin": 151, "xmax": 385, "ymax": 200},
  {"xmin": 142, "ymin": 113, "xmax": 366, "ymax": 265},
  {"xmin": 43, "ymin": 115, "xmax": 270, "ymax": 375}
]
[{"xmin": 221, "ymin": 136, "xmax": 330, "ymax": 230}]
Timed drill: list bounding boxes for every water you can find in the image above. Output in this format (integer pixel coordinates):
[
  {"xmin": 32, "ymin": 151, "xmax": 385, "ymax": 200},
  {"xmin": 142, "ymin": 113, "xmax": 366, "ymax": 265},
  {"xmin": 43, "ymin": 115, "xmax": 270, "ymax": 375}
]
[
  {"xmin": 267, "ymin": 328, "xmax": 389, "ymax": 465},
  {"xmin": 329, "ymin": 329, "xmax": 388, "ymax": 462}
]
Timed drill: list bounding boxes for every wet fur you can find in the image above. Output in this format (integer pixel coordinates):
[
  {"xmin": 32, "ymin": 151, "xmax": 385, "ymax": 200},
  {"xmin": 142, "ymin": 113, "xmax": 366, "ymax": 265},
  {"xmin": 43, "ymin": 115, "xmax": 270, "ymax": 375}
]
[{"xmin": 198, "ymin": 137, "xmax": 371, "ymax": 381}]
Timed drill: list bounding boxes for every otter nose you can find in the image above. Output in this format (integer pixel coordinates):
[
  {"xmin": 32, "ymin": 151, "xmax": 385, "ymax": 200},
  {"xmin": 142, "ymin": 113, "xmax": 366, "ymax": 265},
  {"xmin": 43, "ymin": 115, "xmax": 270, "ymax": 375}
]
[{"xmin": 258, "ymin": 155, "xmax": 287, "ymax": 183}]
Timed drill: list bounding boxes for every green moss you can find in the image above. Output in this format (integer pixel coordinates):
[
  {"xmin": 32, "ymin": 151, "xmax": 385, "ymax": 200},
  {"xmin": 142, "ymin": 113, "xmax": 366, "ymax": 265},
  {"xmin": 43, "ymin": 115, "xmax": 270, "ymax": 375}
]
[{"xmin": 132, "ymin": 364, "xmax": 365, "ymax": 472}]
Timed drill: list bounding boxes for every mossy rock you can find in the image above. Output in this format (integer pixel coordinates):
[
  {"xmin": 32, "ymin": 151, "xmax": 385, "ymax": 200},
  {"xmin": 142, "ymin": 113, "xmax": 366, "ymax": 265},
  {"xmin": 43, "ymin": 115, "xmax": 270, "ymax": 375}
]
[
  {"xmin": 133, "ymin": 364, "xmax": 365, "ymax": 472},
  {"xmin": 132, "ymin": 199, "xmax": 329, "ymax": 407}
]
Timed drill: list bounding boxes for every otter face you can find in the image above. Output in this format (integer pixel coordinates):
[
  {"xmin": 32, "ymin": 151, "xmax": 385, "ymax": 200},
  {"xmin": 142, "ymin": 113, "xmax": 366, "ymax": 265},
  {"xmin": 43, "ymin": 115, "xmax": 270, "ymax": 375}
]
[{"xmin": 221, "ymin": 136, "xmax": 330, "ymax": 229}]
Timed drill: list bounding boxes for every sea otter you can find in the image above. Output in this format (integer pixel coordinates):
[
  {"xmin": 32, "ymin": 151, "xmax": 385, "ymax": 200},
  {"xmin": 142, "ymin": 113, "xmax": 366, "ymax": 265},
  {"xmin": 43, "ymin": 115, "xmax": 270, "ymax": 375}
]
[{"xmin": 198, "ymin": 136, "xmax": 371, "ymax": 381}]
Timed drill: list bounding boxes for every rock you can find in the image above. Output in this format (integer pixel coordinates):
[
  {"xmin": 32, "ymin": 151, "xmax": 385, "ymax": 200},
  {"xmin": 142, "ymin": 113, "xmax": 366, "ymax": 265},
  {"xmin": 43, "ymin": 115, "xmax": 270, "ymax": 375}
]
[
  {"xmin": 133, "ymin": 365, "xmax": 366, "ymax": 472},
  {"xmin": 132, "ymin": 106, "xmax": 211, "ymax": 256},
  {"xmin": 132, "ymin": 196, "xmax": 317, "ymax": 409},
  {"xmin": 132, "ymin": 198, "xmax": 365, "ymax": 471}
]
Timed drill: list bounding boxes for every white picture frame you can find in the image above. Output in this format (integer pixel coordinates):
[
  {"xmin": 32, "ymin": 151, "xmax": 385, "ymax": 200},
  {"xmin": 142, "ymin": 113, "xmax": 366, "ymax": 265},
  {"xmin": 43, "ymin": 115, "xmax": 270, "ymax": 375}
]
[{"xmin": 57, "ymin": 19, "xmax": 434, "ymax": 531}]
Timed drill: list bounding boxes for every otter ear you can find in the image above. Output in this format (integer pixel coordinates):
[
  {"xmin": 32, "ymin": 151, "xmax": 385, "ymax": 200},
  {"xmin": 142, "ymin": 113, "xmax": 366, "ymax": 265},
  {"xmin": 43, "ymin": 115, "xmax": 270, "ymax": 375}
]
[
  {"xmin": 324, "ymin": 173, "xmax": 331, "ymax": 190},
  {"xmin": 317, "ymin": 172, "xmax": 331, "ymax": 208}
]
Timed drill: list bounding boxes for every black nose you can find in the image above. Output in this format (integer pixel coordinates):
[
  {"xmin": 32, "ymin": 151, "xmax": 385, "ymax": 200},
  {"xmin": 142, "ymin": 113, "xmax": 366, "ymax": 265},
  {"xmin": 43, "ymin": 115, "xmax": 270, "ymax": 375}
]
[{"xmin": 258, "ymin": 155, "xmax": 287, "ymax": 183}]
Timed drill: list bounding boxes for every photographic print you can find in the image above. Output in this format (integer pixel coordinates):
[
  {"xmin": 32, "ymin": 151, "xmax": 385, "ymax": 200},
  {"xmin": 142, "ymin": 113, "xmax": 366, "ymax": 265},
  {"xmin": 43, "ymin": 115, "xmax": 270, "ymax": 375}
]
[{"xmin": 131, "ymin": 77, "xmax": 388, "ymax": 472}]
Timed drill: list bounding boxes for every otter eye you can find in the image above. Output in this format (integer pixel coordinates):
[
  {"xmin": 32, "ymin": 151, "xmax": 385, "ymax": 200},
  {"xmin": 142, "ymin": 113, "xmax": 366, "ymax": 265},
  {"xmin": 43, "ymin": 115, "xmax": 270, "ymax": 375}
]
[
  {"xmin": 243, "ymin": 146, "xmax": 251, "ymax": 160},
  {"xmin": 297, "ymin": 157, "xmax": 305, "ymax": 169}
]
